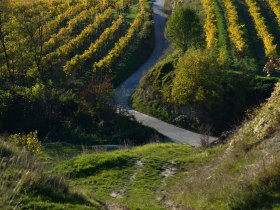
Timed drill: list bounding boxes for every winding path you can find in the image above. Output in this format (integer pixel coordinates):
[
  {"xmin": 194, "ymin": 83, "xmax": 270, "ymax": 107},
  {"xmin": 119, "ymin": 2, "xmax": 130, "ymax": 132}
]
[{"xmin": 114, "ymin": 0, "xmax": 217, "ymax": 146}]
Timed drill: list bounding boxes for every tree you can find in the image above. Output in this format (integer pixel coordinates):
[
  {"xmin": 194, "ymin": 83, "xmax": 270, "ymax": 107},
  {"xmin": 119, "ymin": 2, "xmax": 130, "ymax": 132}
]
[
  {"xmin": 0, "ymin": 0, "xmax": 15, "ymax": 93},
  {"xmin": 164, "ymin": 7, "xmax": 203, "ymax": 51},
  {"xmin": 16, "ymin": 2, "xmax": 50, "ymax": 84},
  {"xmin": 171, "ymin": 49, "xmax": 226, "ymax": 110}
]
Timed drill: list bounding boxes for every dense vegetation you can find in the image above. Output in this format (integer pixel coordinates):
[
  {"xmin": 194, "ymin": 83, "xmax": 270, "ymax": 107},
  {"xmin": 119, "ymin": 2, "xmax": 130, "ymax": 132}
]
[
  {"xmin": 132, "ymin": 0, "xmax": 280, "ymax": 135},
  {"xmin": 171, "ymin": 81, "xmax": 280, "ymax": 209},
  {"xmin": 2, "ymin": 82, "xmax": 280, "ymax": 208},
  {"xmin": 0, "ymin": 0, "xmax": 156, "ymax": 145},
  {"xmin": 2, "ymin": 0, "xmax": 280, "ymax": 209}
]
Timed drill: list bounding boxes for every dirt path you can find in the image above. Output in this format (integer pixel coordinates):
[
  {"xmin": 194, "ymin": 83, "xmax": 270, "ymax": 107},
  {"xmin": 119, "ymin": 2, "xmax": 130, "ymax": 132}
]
[{"xmin": 114, "ymin": 0, "xmax": 217, "ymax": 146}]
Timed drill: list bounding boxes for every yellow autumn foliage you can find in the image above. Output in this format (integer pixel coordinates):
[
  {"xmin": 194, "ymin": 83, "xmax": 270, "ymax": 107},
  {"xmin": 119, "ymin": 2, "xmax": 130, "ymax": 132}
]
[
  {"xmin": 93, "ymin": 0, "xmax": 146, "ymax": 70},
  {"xmin": 245, "ymin": 0, "xmax": 277, "ymax": 57},
  {"xmin": 222, "ymin": 0, "xmax": 247, "ymax": 53},
  {"xmin": 201, "ymin": 0, "xmax": 218, "ymax": 48},
  {"xmin": 9, "ymin": 131, "xmax": 42, "ymax": 153},
  {"xmin": 60, "ymin": 7, "xmax": 114, "ymax": 57},
  {"xmin": 44, "ymin": 2, "xmax": 107, "ymax": 51},
  {"xmin": 64, "ymin": 15, "xmax": 124, "ymax": 74},
  {"xmin": 267, "ymin": 0, "xmax": 280, "ymax": 27}
]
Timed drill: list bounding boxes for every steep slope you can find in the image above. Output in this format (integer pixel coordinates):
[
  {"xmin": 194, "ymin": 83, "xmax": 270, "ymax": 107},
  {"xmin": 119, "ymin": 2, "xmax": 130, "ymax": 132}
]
[
  {"xmin": 2, "ymin": 82, "xmax": 280, "ymax": 209},
  {"xmin": 0, "ymin": 140, "xmax": 104, "ymax": 209},
  {"xmin": 170, "ymin": 82, "xmax": 280, "ymax": 209}
]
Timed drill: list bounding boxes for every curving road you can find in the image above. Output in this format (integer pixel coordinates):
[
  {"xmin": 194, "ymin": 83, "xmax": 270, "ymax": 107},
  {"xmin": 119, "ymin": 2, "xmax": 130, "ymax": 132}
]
[{"xmin": 114, "ymin": 0, "xmax": 217, "ymax": 146}]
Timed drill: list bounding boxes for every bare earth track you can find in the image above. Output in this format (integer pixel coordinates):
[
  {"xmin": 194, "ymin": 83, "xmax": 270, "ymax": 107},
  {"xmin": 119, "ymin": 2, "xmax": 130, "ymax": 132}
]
[{"xmin": 114, "ymin": 0, "xmax": 216, "ymax": 146}]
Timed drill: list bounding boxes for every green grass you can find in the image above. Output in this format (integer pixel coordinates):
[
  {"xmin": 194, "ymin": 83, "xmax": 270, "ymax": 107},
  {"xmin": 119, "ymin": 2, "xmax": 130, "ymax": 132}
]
[
  {"xmin": 213, "ymin": 0, "xmax": 232, "ymax": 59},
  {"xmin": 56, "ymin": 143, "xmax": 223, "ymax": 209},
  {"xmin": 0, "ymin": 140, "xmax": 103, "ymax": 209},
  {"xmin": 1, "ymin": 138, "xmax": 224, "ymax": 209}
]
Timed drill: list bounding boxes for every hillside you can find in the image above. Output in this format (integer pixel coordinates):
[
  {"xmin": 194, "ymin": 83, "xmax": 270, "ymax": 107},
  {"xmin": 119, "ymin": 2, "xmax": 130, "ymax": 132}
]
[
  {"xmin": 1, "ymin": 81, "xmax": 280, "ymax": 209},
  {"xmin": 2, "ymin": 0, "xmax": 280, "ymax": 209},
  {"xmin": 132, "ymin": 0, "xmax": 280, "ymax": 135},
  {"xmin": 61, "ymin": 81, "xmax": 280, "ymax": 209},
  {"xmin": 170, "ymin": 82, "xmax": 280, "ymax": 209},
  {"xmin": 0, "ymin": 0, "xmax": 157, "ymax": 145}
]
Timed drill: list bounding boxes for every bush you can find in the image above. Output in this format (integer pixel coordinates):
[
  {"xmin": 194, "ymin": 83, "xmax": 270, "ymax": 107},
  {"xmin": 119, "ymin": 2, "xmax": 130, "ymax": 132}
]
[
  {"xmin": 171, "ymin": 49, "xmax": 227, "ymax": 110},
  {"xmin": 9, "ymin": 131, "xmax": 42, "ymax": 153}
]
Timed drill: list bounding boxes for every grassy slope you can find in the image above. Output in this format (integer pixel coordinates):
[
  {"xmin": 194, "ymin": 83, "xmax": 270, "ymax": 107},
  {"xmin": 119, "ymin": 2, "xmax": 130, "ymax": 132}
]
[
  {"xmin": 170, "ymin": 82, "xmax": 280, "ymax": 209},
  {"xmin": 54, "ymin": 143, "xmax": 222, "ymax": 209},
  {"xmin": 2, "ymin": 82, "xmax": 280, "ymax": 209},
  {"xmin": 213, "ymin": 0, "xmax": 232, "ymax": 59},
  {"xmin": 0, "ymin": 140, "xmax": 103, "ymax": 210},
  {"xmin": 0, "ymin": 138, "xmax": 222, "ymax": 209},
  {"xmin": 24, "ymin": 80, "xmax": 280, "ymax": 208},
  {"xmin": 131, "ymin": 50, "xmax": 279, "ymax": 133},
  {"xmin": 131, "ymin": 52, "xmax": 178, "ymax": 123}
]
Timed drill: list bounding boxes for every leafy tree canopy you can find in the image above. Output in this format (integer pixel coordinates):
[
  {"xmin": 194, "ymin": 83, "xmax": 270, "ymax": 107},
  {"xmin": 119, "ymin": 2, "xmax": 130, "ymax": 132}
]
[
  {"xmin": 164, "ymin": 7, "xmax": 203, "ymax": 51},
  {"xmin": 171, "ymin": 49, "xmax": 227, "ymax": 110}
]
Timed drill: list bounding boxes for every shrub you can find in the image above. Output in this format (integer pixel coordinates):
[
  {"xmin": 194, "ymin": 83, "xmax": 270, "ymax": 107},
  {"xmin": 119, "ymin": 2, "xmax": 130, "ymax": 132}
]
[
  {"xmin": 9, "ymin": 131, "xmax": 42, "ymax": 153},
  {"xmin": 171, "ymin": 49, "xmax": 227, "ymax": 110}
]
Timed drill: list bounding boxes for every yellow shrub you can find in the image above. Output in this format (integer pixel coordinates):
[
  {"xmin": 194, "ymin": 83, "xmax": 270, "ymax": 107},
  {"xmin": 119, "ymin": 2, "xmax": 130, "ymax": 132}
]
[
  {"xmin": 222, "ymin": 0, "xmax": 247, "ymax": 53},
  {"xmin": 9, "ymin": 131, "xmax": 42, "ymax": 153},
  {"xmin": 267, "ymin": 0, "xmax": 280, "ymax": 27},
  {"xmin": 245, "ymin": 0, "xmax": 277, "ymax": 57},
  {"xmin": 202, "ymin": 0, "xmax": 218, "ymax": 48}
]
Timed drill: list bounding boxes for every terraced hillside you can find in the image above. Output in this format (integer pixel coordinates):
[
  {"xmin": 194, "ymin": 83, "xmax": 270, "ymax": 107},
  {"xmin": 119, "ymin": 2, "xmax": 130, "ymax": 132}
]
[
  {"xmin": 132, "ymin": 0, "xmax": 280, "ymax": 136},
  {"xmin": 202, "ymin": 0, "xmax": 280, "ymax": 64},
  {"xmin": 0, "ymin": 0, "xmax": 157, "ymax": 145},
  {"xmin": 0, "ymin": 0, "xmax": 152, "ymax": 83}
]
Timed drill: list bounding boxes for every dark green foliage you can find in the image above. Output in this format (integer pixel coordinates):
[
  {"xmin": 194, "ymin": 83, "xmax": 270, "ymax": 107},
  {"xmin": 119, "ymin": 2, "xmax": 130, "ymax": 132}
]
[
  {"xmin": 0, "ymin": 0, "xmax": 155, "ymax": 146},
  {"xmin": 132, "ymin": 53, "xmax": 178, "ymax": 123},
  {"xmin": 0, "ymin": 90, "xmax": 9, "ymax": 119},
  {"xmin": 165, "ymin": 7, "xmax": 203, "ymax": 51},
  {"xmin": 132, "ymin": 51, "xmax": 279, "ymax": 135}
]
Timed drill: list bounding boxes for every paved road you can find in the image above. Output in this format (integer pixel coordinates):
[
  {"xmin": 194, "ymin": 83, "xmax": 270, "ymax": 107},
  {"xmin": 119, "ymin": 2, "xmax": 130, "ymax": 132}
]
[{"xmin": 114, "ymin": 0, "xmax": 217, "ymax": 146}]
